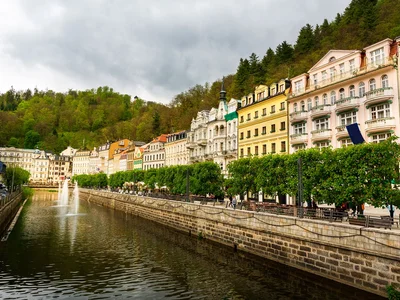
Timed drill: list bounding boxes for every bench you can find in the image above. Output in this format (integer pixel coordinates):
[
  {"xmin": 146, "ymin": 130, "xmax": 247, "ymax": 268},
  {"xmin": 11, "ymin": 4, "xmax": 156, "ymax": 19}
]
[
  {"xmin": 348, "ymin": 218, "xmax": 367, "ymax": 227},
  {"xmin": 368, "ymin": 216, "xmax": 392, "ymax": 229},
  {"xmin": 322, "ymin": 210, "xmax": 348, "ymax": 222},
  {"xmin": 380, "ymin": 216, "xmax": 398, "ymax": 228}
]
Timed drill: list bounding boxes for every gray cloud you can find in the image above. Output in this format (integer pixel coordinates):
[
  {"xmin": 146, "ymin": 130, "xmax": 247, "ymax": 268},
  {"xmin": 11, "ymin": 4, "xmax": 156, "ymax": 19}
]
[{"xmin": 0, "ymin": 0, "xmax": 351, "ymax": 103}]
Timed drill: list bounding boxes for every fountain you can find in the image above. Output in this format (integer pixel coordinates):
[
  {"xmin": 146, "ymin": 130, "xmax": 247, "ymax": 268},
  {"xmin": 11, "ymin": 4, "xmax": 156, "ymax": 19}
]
[
  {"xmin": 60, "ymin": 180, "xmax": 69, "ymax": 206},
  {"xmin": 66, "ymin": 181, "xmax": 84, "ymax": 216},
  {"xmin": 57, "ymin": 182, "xmax": 61, "ymax": 201}
]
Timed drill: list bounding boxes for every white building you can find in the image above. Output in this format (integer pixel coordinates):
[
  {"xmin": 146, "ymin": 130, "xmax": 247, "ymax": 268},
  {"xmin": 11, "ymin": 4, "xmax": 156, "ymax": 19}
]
[
  {"xmin": 88, "ymin": 147, "xmax": 100, "ymax": 174},
  {"xmin": 165, "ymin": 131, "xmax": 188, "ymax": 166},
  {"xmin": 143, "ymin": 135, "xmax": 167, "ymax": 170},
  {"xmin": 0, "ymin": 147, "xmax": 37, "ymax": 177}
]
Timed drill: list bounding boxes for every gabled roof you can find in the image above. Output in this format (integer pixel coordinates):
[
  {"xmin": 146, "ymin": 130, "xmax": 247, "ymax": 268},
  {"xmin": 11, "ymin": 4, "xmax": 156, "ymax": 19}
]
[
  {"xmin": 308, "ymin": 50, "xmax": 360, "ymax": 73},
  {"xmin": 151, "ymin": 134, "xmax": 168, "ymax": 144}
]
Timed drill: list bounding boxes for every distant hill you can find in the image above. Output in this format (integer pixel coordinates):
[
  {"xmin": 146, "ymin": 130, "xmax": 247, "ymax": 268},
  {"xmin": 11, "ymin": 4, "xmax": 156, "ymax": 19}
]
[{"xmin": 1, "ymin": 0, "xmax": 399, "ymax": 153}]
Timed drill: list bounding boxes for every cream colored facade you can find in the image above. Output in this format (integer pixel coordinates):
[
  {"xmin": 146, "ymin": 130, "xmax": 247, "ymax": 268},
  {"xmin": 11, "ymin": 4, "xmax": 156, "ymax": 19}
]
[
  {"xmin": 165, "ymin": 131, "xmax": 188, "ymax": 166},
  {"xmin": 187, "ymin": 110, "xmax": 209, "ymax": 163},
  {"xmin": 88, "ymin": 147, "xmax": 100, "ymax": 174},
  {"xmin": 72, "ymin": 149, "xmax": 91, "ymax": 176},
  {"xmin": 288, "ymin": 38, "xmax": 400, "ymax": 153},
  {"xmin": 48, "ymin": 154, "xmax": 71, "ymax": 183},
  {"xmin": 238, "ymin": 79, "xmax": 291, "ymax": 158},
  {"xmin": 0, "ymin": 147, "xmax": 36, "ymax": 177}
]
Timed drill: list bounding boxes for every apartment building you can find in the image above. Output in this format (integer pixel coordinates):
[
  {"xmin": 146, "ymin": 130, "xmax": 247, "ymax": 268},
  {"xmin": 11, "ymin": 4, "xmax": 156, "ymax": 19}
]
[
  {"xmin": 143, "ymin": 135, "xmax": 167, "ymax": 170},
  {"xmin": 288, "ymin": 38, "xmax": 400, "ymax": 152},
  {"xmin": 237, "ymin": 79, "xmax": 291, "ymax": 158},
  {"xmin": 165, "ymin": 130, "xmax": 188, "ymax": 166}
]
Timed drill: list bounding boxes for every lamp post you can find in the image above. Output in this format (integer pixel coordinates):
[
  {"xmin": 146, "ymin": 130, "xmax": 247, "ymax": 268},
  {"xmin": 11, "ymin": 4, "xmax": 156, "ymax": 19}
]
[{"xmin": 297, "ymin": 157, "xmax": 303, "ymax": 218}]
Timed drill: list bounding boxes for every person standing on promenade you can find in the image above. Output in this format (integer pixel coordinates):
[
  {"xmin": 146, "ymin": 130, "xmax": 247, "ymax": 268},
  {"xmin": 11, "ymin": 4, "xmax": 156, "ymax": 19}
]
[{"xmin": 232, "ymin": 196, "xmax": 237, "ymax": 210}]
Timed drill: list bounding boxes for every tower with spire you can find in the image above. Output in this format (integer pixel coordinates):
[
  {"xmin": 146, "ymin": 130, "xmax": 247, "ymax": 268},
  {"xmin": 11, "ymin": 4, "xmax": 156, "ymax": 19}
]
[{"xmin": 220, "ymin": 77, "xmax": 227, "ymax": 103}]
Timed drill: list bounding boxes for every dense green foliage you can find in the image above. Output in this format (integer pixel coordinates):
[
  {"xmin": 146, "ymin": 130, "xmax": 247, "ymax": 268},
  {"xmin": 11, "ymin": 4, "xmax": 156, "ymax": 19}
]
[
  {"xmin": 1, "ymin": 0, "xmax": 399, "ymax": 152},
  {"xmin": 228, "ymin": 139, "xmax": 400, "ymax": 208},
  {"xmin": 73, "ymin": 162, "xmax": 224, "ymax": 198},
  {"xmin": 4, "ymin": 167, "xmax": 30, "ymax": 191}
]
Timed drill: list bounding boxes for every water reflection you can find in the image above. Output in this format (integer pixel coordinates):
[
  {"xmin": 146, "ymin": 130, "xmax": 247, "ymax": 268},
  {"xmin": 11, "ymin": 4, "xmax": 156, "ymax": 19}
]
[{"xmin": 0, "ymin": 191, "xmax": 382, "ymax": 299}]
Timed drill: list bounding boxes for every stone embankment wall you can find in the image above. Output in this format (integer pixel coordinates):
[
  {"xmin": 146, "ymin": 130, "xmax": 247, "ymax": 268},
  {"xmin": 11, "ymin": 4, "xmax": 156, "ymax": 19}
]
[
  {"xmin": 0, "ymin": 193, "xmax": 23, "ymax": 236},
  {"xmin": 80, "ymin": 189, "xmax": 400, "ymax": 297}
]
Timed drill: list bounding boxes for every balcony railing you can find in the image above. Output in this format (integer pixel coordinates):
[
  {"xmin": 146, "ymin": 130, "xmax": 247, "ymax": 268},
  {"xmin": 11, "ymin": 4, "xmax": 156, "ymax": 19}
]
[
  {"xmin": 311, "ymin": 105, "xmax": 331, "ymax": 118},
  {"xmin": 335, "ymin": 96, "xmax": 360, "ymax": 112},
  {"xmin": 290, "ymin": 133, "xmax": 308, "ymax": 144},
  {"xmin": 365, "ymin": 87, "xmax": 394, "ymax": 106},
  {"xmin": 311, "ymin": 129, "xmax": 332, "ymax": 141},
  {"xmin": 289, "ymin": 111, "xmax": 308, "ymax": 123},
  {"xmin": 365, "ymin": 117, "xmax": 396, "ymax": 132},
  {"xmin": 288, "ymin": 57, "xmax": 395, "ymax": 98},
  {"xmin": 197, "ymin": 138, "xmax": 207, "ymax": 146}
]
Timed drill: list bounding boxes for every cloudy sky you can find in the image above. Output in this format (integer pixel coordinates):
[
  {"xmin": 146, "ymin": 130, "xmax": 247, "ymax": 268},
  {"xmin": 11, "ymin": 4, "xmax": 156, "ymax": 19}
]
[{"xmin": 0, "ymin": 0, "xmax": 351, "ymax": 104}]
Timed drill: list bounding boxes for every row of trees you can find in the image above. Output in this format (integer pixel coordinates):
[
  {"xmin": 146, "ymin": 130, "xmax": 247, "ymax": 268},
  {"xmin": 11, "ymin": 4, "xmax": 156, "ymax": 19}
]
[
  {"xmin": 72, "ymin": 162, "xmax": 225, "ymax": 199},
  {"xmin": 227, "ymin": 139, "xmax": 400, "ymax": 209},
  {"xmin": 72, "ymin": 139, "xmax": 400, "ymax": 209}
]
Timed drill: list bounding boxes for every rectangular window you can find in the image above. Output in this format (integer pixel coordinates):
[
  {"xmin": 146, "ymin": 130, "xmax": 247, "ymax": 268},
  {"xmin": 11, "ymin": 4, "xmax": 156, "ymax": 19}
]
[
  {"xmin": 341, "ymin": 138, "xmax": 353, "ymax": 148},
  {"xmin": 271, "ymin": 88, "xmax": 276, "ymax": 95},
  {"xmin": 280, "ymin": 84, "xmax": 284, "ymax": 92},
  {"xmin": 315, "ymin": 141, "xmax": 330, "ymax": 150},
  {"xmin": 247, "ymin": 147, "xmax": 251, "ymax": 156},
  {"xmin": 254, "ymin": 128, "xmax": 259, "ymax": 136},
  {"xmin": 371, "ymin": 103, "xmax": 390, "ymax": 120},
  {"xmin": 240, "ymin": 132, "xmax": 244, "ymax": 140},
  {"xmin": 257, "ymin": 92, "xmax": 265, "ymax": 100},
  {"xmin": 339, "ymin": 63, "xmax": 345, "ymax": 77},
  {"xmin": 330, "ymin": 67, "xmax": 336, "ymax": 81},
  {"xmin": 271, "ymin": 124, "xmax": 276, "ymax": 133},
  {"xmin": 313, "ymin": 74, "xmax": 318, "ymax": 85},
  {"xmin": 240, "ymin": 148, "xmax": 244, "ymax": 157},
  {"xmin": 349, "ymin": 59, "xmax": 355, "ymax": 73},
  {"xmin": 371, "ymin": 132, "xmax": 391, "ymax": 143},
  {"xmin": 339, "ymin": 111, "xmax": 357, "ymax": 126},
  {"xmin": 262, "ymin": 126, "xmax": 266, "ymax": 135},
  {"xmin": 247, "ymin": 130, "xmax": 251, "ymax": 138},
  {"xmin": 294, "ymin": 81, "xmax": 302, "ymax": 93},
  {"xmin": 280, "ymin": 122, "xmax": 286, "ymax": 131},
  {"xmin": 322, "ymin": 71, "xmax": 327, "ymax": 82},
  {"xmin": 371, "ymin": 47, "xmax": 384, "ymax": 65},
  {"xmin": 271, "ymin": 105, "xmax": 276, "ymax": 113},
  {"xmin": 293, "ymin": 123, "xmax": 306, "ymax": 135},
  {"xmin": 280, "ymin": 102, "xmax": 285, "ymax": 110},
  {"xmin": 281, "ymin": 141, "xmax": 286, "ymax": 152},
  {"xmin": 271, "ymin": 143, "xmax": 276, "ymax": 153},
  {"xmin": 247, "ymin": 113, "xmax": 251, "ymax": 121},
  {"xmin": 255, "ymin": 146, "xmax": 259, "ymax": 155},
  {"xmin": 314, "ymin": 118, "xmax": 329, "ymax": 130},
  {"xmin": 262, "ymin": 108, "xmax": 267, "ymax": 116},
  {"xmin": 254, "ymin": 111, "xmax": 258, "ymax": 118},
  {"xmin": 293, "ymin": 144, "xmax": 306, "ymax": 152},
  {"xmin": 240, "ymin": 116, "xmax": 244, "ymax": 123},
  {"xmin": 262, "ymin": 144, "xmax": 267, "ymax": 154}
]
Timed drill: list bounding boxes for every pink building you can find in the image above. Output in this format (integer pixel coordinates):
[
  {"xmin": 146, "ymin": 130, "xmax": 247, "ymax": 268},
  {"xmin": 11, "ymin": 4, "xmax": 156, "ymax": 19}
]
[{"xmin": 288, "ymin": 38, "xmax": 400, "ymax": 153}]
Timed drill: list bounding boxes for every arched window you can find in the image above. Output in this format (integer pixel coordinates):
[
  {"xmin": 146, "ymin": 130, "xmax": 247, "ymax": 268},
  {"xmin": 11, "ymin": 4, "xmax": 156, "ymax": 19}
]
[
  {"xmin": 359, "ymin": 82, "xmax": 365, "ymax": 97},
  {"xmin": 323, "ymin": 94, "xmax": 328, "ymax": 105},
  {"xmin": 307, "ymin": 98, "xmax": 312, "ymax": 111},
  {"xmin": 381, "ymin": 75, "xmax": 389, "ymax": 88},
  {"xmin": 293, "ymin": 103, "xmax": 298, "ymax": 112},
  {"xmin": 330, "ymin": 91, "xmax": 336, "ymax": 104},
  {"xmin": 314, "ymin": 96, "xmax": 319, "ymax": 107},
  {"xmin": 349, "ymin": 85, "xmax": 355, "ymax": 97},
  {"xmin": 339, "ymin": 88, "xmax": 345, "ymax": 99},
  {"xmin": 301, "ymin": 101, "xmax": 305, "ymax": 111},
  {"xmin": 369, "ymin": 78, "xmax": 376, "ymax": 91}
]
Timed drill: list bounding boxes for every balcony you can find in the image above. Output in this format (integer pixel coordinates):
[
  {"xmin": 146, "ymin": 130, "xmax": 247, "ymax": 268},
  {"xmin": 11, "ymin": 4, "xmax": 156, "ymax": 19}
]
[
  {"xmin": 311, "ymin": 129, "xmax": 332, "ymax": 141},
  {"xmin": 311, "ymin": 105, "xmax": 331, "ymax": 119},
  {"xmin": 364, "ymin": 88, "xmax": 394, "ymax": 107},
  {"xmin": 335, "ymin": 96, "xmax": 360, "ymax": 113},
  {"xmin": 335, "ymin": 125, "xmax": 349, "ymax": 139},
  {"xmin": 225, "ymin": 149, "xmax": 237, "ymax": 158},
  {"xmin": 365, "ymin": 117, "xmax": 396, "ymax": 133},
  {"xmin": 197, "ymin": 138, "xmax": 207, "ymax": 146},
  {"xmin": 290, "ymin": 133, "xmax": 308, "ymax": 144},
  {"xmin": 186, "ymin": 141, "xmax": 196, "ymax": 149},
  {"xmin": 290, "ymin": 111, "xmax": 308, "ymax": 123}
]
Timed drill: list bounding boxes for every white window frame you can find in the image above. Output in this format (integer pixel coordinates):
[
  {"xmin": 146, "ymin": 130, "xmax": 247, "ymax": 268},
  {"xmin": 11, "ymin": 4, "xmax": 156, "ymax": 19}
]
[
  {"xmin": 293, "ymin": 123, "xmax": 306, "ymax": 135},
  {"xmin": 370, "ymin": 103, "xmax": 390, "ymax": 120},
  {"xmin": 314, "ymin": 118, "xmax": 329, "ymax": 131},
  {"xmin": 339, "ymin": 111, "xmax": 357, "ymax": 126},
  {"xmin": 370, "ymin": 47, "xmax": 384, "ymax": 66}
]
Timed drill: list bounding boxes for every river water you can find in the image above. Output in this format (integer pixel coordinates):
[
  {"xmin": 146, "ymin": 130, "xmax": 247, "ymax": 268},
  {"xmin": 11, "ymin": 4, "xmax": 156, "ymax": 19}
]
[{"xmin": 0, "ymin": 191, "xmax": 381, "ymax": 299}]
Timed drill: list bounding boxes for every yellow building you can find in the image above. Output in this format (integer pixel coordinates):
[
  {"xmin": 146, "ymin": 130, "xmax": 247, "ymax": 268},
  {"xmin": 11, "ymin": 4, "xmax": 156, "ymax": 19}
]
[{"xmin": 237, "ymin": 79, "xmax": 290, "ymax": 157}]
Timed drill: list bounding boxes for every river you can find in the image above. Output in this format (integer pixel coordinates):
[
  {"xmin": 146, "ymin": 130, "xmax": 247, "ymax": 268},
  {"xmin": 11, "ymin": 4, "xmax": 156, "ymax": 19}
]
[{"xmin": 0, "ymin": 191, "xmax": 381, "ymax": 299}]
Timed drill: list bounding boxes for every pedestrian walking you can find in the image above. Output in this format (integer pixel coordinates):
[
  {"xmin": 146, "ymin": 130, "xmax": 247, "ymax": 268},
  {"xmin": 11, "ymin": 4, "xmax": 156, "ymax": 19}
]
[{"xmin": 232, "ymin": 196, "xmax": 237, "ymax": 210}]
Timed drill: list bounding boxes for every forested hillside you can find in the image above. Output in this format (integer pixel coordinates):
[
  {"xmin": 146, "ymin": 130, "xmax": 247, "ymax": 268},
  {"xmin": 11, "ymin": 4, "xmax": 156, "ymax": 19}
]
[{"xmin": 1, "ymin": 0, "xmax": 399, "ymax": 153}]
